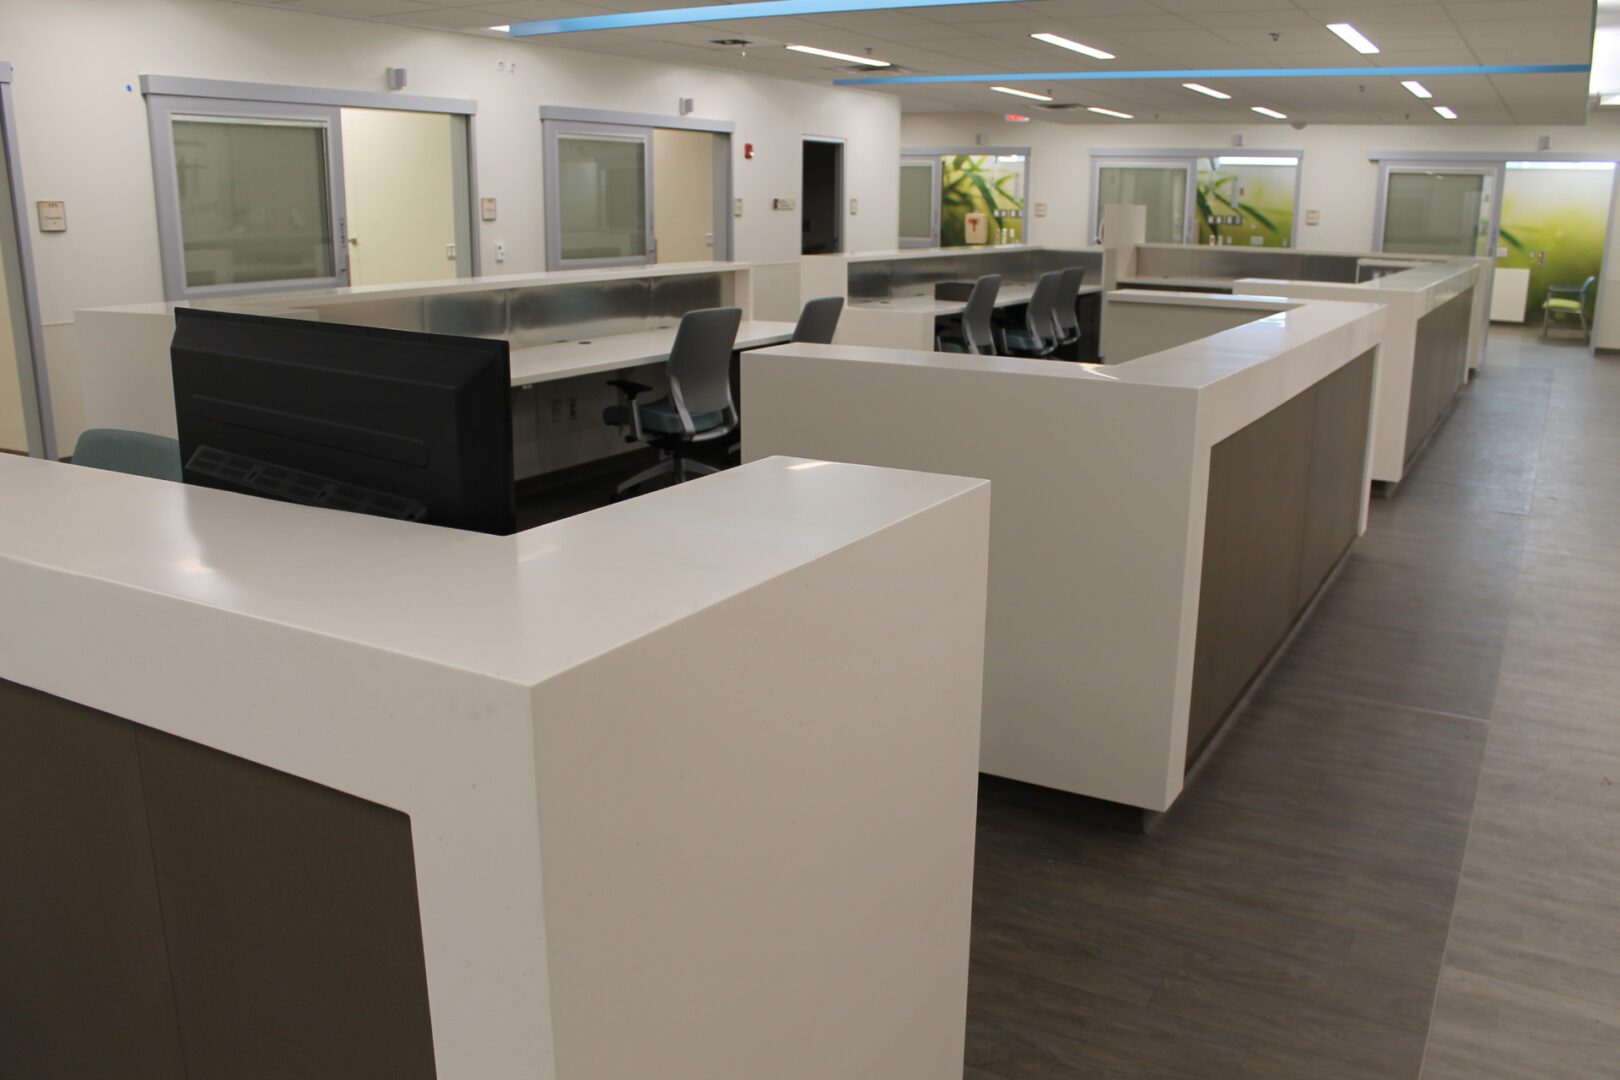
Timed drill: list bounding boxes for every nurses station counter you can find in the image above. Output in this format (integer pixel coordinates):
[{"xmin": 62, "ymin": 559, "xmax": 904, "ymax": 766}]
[
  {"xmin": 743, "ymin": 291, "xmax": 1386, "ymax": 814},
  {"xmin": 75, "ymin": 261, "xmax": 794, "ymax": 483},
  {"xmin": 0, "ymin": 454, "xmax": 990, "ymax": 1079},
  {"xmin": 1107, "ymin": 241, "xmax": 1489, "ymax": 488},
  {"xmin": 800, "ymin": 245, "xmax": 1106, "ymax": 352}
]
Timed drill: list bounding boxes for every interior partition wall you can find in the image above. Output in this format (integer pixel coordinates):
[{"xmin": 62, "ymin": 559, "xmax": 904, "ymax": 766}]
[
  {"xmin": 0, "ymin": 61, "xmax": 54, "ymax": 460},
  {"xmin": 142, "ymin": 76, "xmax": 479, "ymax": 302},
  {"xmin": 540, "ymin": 106, "xmax": 733, "ymax": 271}
]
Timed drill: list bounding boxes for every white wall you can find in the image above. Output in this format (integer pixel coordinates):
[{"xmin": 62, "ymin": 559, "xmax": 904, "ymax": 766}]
[
  {"xmin": 903, "ymin": 111, "xmax": 1620, "ymax": 253},
  {"xmin": 0, "ymin": 0, "xmax": 902, "ymax": 446}
]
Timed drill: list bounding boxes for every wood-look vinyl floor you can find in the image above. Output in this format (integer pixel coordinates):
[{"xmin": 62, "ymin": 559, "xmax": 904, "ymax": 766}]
[{"xmin": 967, "ymin": 328, "xmax": 1620, "ymax": 1079}]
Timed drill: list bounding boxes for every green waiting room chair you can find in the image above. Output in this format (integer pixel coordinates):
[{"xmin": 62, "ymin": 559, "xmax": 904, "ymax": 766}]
[{"xmin": 1542, "ymin": 275, "xmax": 1596, "ymax": 343}]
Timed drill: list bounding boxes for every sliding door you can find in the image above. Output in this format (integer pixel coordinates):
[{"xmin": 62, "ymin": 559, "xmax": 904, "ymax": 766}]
[
  {"xmin": 546, "ymin": 122, "xmax": 653, "ymax": 269},
  {"xmin": 899, "ymin": 156, "xmax": 940, "ymax": 248},
  {"xmin": 1095, "ymin": 162, "xmax": 1191, "ymax": 243},
  {"xmin": 0, "ymin": 64, "xmax": 53, "ymax": 459},
  {"xmin": 151, "ymin": 99, "xmax": 348, "ymax": 299},
  {"xmin": 341, "ymin": 109, "xmax": 471, "ymax": 286},
  {"xmin": 1379, "ymin": 167, "xmax": 1497, "ymax": 257}
]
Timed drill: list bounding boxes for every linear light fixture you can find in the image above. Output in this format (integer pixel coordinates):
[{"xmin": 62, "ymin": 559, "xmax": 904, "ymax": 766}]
[
  {"xmin": 1434, "ymin": 105, "xmax": 1458, "ymax": 119},
  {"xmin": 1251, "ymin": 106, "xmax": 1287, "ymax": 119},
  {"xmin": 992, "ymin": 85, "xmax": 1054, "ymax": 101},
  {"xmin": 508, "ymin": 0, "xmax": 1023, "ymax": 36},
  {"xmin": 1326, "ymin": 23, "xmax": 1380, "ymax": 55},
  {"xmin": 1401, "ymin": 80, "xmax": 1433, "ymax": 99},
  {"xmin": 786, "ymin": 44, "xmax": 891, "ymax": 66},
  {"xmin": 1183, "ymin": 82, "xmax": 1231, "ymax": 99},
  {"xmin": 1030, "ymin": 33, "xmax": 1115, "ymax": 60},
  {"xmin": 832, "ymin": 63, "xmax": 1585, "ymax": 87},
  {"xmin": 488, "ymin": 24, "xmax": 510, "ymax": 32},
  {"xmin": 1507, "ymin": 161, "xmax": 1616, "ymax": 170},
  {"xmin": 1088, "ymin": 106, "xmax": 1133, "ymax": 118},
  {"xmin": 1215, "ymin": 156, "xmax": 1300, "ymax": 167}
]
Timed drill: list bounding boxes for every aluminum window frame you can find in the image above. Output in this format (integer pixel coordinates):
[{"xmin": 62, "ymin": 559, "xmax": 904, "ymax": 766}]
[
  {"xmin": 898, "ymin": 154, "xmax": 941, "ymax": 248},
  {"xmin": 1089, "ymin": 148, "xmax": 1304, "ymax": 247}
]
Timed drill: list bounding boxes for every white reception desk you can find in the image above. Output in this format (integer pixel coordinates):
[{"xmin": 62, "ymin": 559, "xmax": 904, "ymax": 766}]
[
  {"xmin": 744, "ymin": 293, "xmax": 1387, "ymax": 813},
  {"xmin": 0, "ymin": 454, "xmax": 991, "ymax": 1078}
]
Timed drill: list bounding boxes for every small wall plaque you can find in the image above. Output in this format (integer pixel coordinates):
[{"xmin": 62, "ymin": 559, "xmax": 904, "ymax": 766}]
[
  {"xmin": 37, "ymin": 201, "xmax": 66, "ymax": 232},
  {"xmin": 480, "ymin": 197, "xmax": 497, "ymax": 222}
]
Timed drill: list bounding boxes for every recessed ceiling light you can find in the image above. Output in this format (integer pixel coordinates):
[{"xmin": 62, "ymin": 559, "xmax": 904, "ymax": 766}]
[
  {"xmin": 1183, "ymin": 83, "xmax": 1231, "ymax": 99},
  {"xmin": 786, "ymin": 44, "xmax": 890, "ymax": 66},
  {"xmin": 1088, "ymin": 106, "xmax": 1133, "ymax": 119},
  {"xmin": 1251, "ymin": 106, "xmax": 1288, "ymax": 119},
  {"xmin": 992, "ymin": 86, "xmax": 1055, "ymax": 101},
  {"xmin": 488, "ymin": 24, "xmax": 510, "ymax": 32},
  {"xmin": 1401, "ymin": 80, "xmax": 1433, "ymax": 99},
  {"xmin": 1030, "ymin": 32, "xmax": 1115, "ymax": 60},
  {"xmin": 1326, "ymin": 23, "xmax": 1380, "ymax": 54},
  {"xmin": 1434, "ymin": 105, "xmax": 1458, "ymax": 119}
]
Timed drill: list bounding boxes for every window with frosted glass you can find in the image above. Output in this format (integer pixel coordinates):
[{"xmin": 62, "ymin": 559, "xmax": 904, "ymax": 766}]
[
  {"xmin": 557, "ymin": 134, "xmax": 647, "ymax": 261},
  {"xmin": 172, "ymin": 118, "xmax": 335, "ymax": 288},
  {"xmin": 1097, "ymin": 166, "xmax": 1187, "ymax": 243},
  {"xmin": 1383, "ymin": 172, "xmax": 1487, "ymax": 256}
]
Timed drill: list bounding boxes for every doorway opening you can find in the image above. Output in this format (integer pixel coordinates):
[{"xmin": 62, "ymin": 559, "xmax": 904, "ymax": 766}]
[{"xmin": 802, "ymin": 138, "xmax": 843, "ymax": 255}]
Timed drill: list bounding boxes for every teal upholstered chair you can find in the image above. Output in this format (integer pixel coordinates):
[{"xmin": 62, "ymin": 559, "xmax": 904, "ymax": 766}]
[
  {"xmin": 71, "ymin": 428, "xmax": 183, "ymax": 482},
  {"xmin": 1542, "ymin": 275, "xmax": 1596, "ymax": 343}
]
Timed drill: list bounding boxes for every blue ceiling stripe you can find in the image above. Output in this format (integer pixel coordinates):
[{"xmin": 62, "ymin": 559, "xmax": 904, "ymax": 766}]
[
  {"xmin": 508, "ymin": 0, "xmax": 1023, "ymax": 36},
  {"xmin": 834, "ymin": 63, "xmax": 1589, "ymax": 86}
]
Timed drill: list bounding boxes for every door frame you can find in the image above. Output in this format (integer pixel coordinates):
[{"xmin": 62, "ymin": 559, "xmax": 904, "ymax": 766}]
[
  {"xmin": 1090, "ymin": 158, "xmax": 1197, "ymax": 245},
  {"xmin": 543, "ymin": 120, "xmax": 656, "ymax": 269},
  {"xmin": 540, "ymin": 105, "xmax": 735, "ymax": 270},
  {"xmin": 1372, "ymin": 161, "xmax": 1505, "ymax": 257},
  {"xmin": 898, "ymin": 154, "xmax": 941, "ymax": 248},
  {"xmin": 0, "ymin": 61, "xmax": 56, "ymax": 459},
  {"xmin": 802, "ymin": 135, "xmax": 845, "ymax": 255},
  {"xmin": 142, "ymin": 76, "xmax": 480, "ymax": 301}
]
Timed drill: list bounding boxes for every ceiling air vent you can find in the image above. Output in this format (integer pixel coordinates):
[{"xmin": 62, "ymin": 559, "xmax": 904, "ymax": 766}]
[
  {"xmin": 710, "ymin": 38, "xmax": 752, "ymax": 46},
  {"xmin": 1039, "ymin": 102, "xmax": 1082, "ymax": 111}
]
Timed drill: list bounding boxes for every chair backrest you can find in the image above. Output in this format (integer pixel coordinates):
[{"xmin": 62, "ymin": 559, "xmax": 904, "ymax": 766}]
[
  {"xmin": 793, "ymin": 296, "xmax": 844, "ymax": 344},
  {"xmin": 1023, "ymin": 271, "xmax": 1064, "ymax": 351},
  {"xmin": 667, "ymin": 306, "xmax": 743, "ymax": 430},
  {"xmin": 1581, "ymin": 275, "xmax": 1598, "ymax": 301},
  {"xmin": 1053, "ymin": 266, "xmax": 1085, "ymax": 341},
  {"xmin": 72, "ymin": 428, "xmax": 184, "ymax": 482},
  {"xmin": 962, "ymin": 274, "xmax": 1002, "ymax": 353}
]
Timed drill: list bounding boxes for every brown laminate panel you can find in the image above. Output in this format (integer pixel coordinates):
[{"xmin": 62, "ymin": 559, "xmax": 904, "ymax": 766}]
[
  {"xmin": 1299, "ymin": 350, "xmax": 1376, "ymax": 602},
  {"xmin": 135, "ymin": 725, "xmax": 438, "ymax": 1079},
  {"xmin": 1188, "ymin": 386, "xmax": 1316, "ymax": 760},
  {"xmin": 0, "ymin": 678, "xmax": 187, "ymax": 1080},
  {"xmin": 1406, "ymin": 289, "xmax": 1473, "ymax": 463}
]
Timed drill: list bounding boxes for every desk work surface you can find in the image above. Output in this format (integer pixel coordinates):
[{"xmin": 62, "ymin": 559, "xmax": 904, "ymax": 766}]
[{"xmin": 508, "ymin": 320, "xmax": 796, "ymax": 386}]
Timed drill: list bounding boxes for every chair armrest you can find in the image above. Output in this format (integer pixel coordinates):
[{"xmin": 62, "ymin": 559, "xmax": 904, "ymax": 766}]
[{"xmin": 607, "ymin": 379, "xmax": 652, "ymax": 398}]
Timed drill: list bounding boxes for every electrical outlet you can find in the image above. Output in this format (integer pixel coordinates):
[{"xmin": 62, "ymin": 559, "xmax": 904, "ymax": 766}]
[{"xmin": 568, "ymin": 398, "xmax": 578, "ymax": 420}]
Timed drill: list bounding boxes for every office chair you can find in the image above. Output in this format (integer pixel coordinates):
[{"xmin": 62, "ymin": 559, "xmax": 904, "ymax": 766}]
[
  {"xmin": 936, "ymin": 274, "xmax": 1002, "ymax": 355},
  {"xmin": 793, "ymin": 296, "xmax": 845, "ymax": 344},
  {"xmin": 1542, "ymin": 275, "xmax": 1596, "ymax": 343},
  {"xmin": 1001, "ymin": 271, "xmax": 1064, "ymax": 359},
  {"xmin": 603, "ymin": 306, "xmax": 742, "ymax": 496},
  {"xmin": 1051, "ymin": 266, "xmax": 1087, "ymax": 352},
  {"xmin": 71, "ymin": 428, "xmax": 183, "ymax": 482}
]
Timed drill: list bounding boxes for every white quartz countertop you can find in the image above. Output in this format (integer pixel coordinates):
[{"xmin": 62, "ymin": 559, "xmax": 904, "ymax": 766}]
[
  {"xmin": 0, "ymin": 454, "xmax": 985, "ymax": 690},
  {"xmin": 1107, "ymin": 288, "xmax": 1289, "ymax": 311},
  {"xmin": 813, "ymin": 244, "xmax": 1101, "ymax": 264},
  {"xmin": 849, "ymin": 284, "xmax": 1102, "ymax": 317}
]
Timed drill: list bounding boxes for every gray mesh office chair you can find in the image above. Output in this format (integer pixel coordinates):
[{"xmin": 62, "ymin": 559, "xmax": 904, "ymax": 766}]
[
  {"xmin": 937, "ymin": 274, "xmax": 1002, "ymax": 355},
  {"xmin": 1002, "ymin": 271, "xmax": 1063, "ymax": 358},
  {"xmin": 793, "ymin": 296, "xmax": 845, "ymax": 343},
  {"xmin": 604, "ymin": 306, "xmax": 742, "ymax": 495},
  {"xmin": 1051, "ymin": 266, "xmax": 1086, "ymax": 349}
]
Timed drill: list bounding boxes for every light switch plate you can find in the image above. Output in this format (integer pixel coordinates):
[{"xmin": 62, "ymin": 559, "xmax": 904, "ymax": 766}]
[
  {"xmin": 1035, "ymin": 202, "xmax": 1047, "ymax": 217},
  {"xmin": 849, "ymin": 198, "xmax": 859, "ymax": 215},
  {"xmin": 36, "ymin": 201, "xmax": 66, "ymax": 232},
  {"xmin": 733, "ymin": 197, "xmax": 743, "ymax": 218},
  {"xmin": 1305, "ymin": 209, "xmax": 1320, "ymax": 226},
  {"xmin": 481, "ymin": 197, "xmax": 497, "ymax": 221}
]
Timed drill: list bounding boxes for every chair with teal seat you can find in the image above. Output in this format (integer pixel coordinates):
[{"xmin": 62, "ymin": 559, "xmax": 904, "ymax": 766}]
[
  {"xmin": 602, "ymin": 306, "xmax": 742, "ymax": 496},
  {"xmin": 1542, "ymin": 275, "xmax": 1596, "ymax": 343},
  {"xmin": 71, "ymin": 428, "xmax": 183, "ymax": 482}
]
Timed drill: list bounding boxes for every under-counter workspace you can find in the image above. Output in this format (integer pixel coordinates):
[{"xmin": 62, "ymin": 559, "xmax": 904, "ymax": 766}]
[
  {"xmin": 0, "ymin": 452, "xmax": 991, "ymax": 1079},
  {"xmin": 76, "ymin": 261, "xmax": 791, "ymax": 483},
  {"xmin": 743, "ymin": 290, "xmax": 1386, "ymax": 814}
]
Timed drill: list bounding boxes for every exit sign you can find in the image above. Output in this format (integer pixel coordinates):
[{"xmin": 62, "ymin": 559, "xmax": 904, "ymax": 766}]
[{"xmin": 1005, "ymin": 113, "xmax": 1031, "ymax": 122}]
